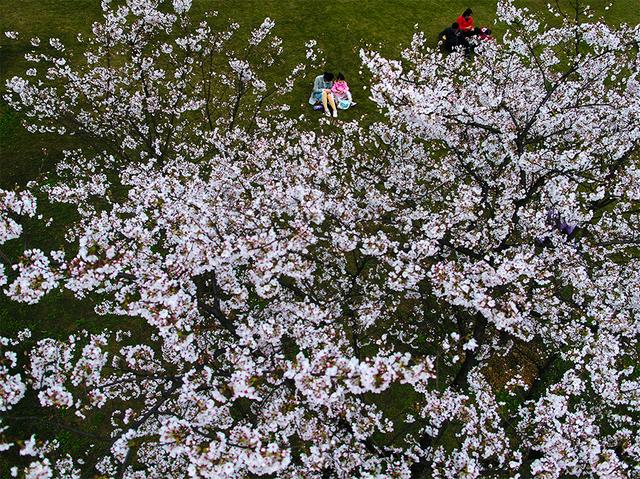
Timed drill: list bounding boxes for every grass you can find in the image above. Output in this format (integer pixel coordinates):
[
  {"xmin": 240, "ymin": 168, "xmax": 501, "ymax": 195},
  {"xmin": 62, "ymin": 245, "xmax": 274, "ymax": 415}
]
[{"xmin": 1, "ymin": 0, "xmax": 638, "ymax": 188}]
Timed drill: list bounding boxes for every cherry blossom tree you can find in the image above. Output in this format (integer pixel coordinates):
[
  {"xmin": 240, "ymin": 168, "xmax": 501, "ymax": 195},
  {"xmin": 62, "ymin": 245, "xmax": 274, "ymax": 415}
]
[{"xmin": 1, "ymin": 0, "xmax": 639, "ymax": 477}]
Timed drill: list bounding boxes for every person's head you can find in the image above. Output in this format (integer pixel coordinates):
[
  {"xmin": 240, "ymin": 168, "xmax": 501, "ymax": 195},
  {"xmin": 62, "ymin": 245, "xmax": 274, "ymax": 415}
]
[
  {"xmin": 451, "ymin": 22, "xmax": 460, "ymax": 30},
  {"xmin": 463, "ymin": 8, "xmax": 472, "ymax": 18},
  {"xmin": 336, "ymin": 72, "xmax": 345, "ymax": 81},
  {"xmin": 323, "ymin": 71, "xmax": 334, "ymax": 82},
  {"xmin": 482, "ymin": 28, "xmax": 492, "ymax": 35}
]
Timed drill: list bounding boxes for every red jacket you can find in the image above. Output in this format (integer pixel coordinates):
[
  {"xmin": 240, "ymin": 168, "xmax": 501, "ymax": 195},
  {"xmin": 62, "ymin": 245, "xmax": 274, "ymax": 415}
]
[{"xmin": 457, "ymin": 15, "xmax": 474, "ymax": 31}]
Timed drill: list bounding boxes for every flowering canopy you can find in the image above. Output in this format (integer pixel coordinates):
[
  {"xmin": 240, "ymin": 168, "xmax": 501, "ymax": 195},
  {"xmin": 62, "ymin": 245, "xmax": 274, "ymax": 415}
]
[{"xmin": 1, "ymin": 0, "xmax": 640, "ymax": 477}]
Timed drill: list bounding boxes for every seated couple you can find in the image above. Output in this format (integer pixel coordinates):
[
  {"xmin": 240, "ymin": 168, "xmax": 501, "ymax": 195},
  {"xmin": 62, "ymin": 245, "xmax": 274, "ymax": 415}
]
[
  {"xmin": 308, "ymin": 71, "xmax": 354, "ymax": 118},
  {"xmin": 439, "ymin": 8, "xmax": 493, "ymax": 53}
]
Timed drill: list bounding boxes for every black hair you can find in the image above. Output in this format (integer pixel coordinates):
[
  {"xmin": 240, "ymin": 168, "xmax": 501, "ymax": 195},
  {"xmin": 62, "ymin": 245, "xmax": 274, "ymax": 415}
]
[
  {"xmin": 323, "ymin": 71, "xmax": 334, "ymax": 82},
  {"xmin": 463, "ymin": 8, "xmax": 473, "ymax": 17},
  {"xmin": 483, "ymin": 28, "xmax": 492, "ymax": 34},
  {"xmin": 452, "ymin": 22, "xmax": 460, "ymax": 29},
  {"xmin": 336, "ymin": 72, "xmax": 345, "ymax": 81}
]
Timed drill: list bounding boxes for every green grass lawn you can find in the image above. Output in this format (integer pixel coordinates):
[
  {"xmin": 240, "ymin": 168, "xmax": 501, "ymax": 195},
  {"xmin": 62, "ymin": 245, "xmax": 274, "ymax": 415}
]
[{"xmin": 1, "ymin": 0, "xmax": 638, "ymax": 189}]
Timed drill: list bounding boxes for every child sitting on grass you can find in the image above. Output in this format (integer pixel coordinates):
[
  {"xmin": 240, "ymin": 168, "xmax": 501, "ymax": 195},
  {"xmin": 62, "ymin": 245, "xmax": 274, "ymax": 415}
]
[{"xmin": 325, "ymin": 73, "xmax": 353, "ymax": 117}]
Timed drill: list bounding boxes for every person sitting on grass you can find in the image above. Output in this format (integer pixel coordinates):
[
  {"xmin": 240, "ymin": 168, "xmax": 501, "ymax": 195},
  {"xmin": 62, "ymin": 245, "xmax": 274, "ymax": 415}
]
[
  {"xmin": 321, "ymin": 87, "xmax": 338, "ymax": 118},
  {"xmin": 309, "ymin": 71, "xmax": 334, "ymax": 106},
  {"xmin": 328, "ymin": 73, "xmax": 353, "ymax": 115},
  {"xmin": 475, "ymin": 27, "xmax": 494, "ymax": 41},
  {"xmin": 457, "ymin": 8, "xmax": 475, "ymax": 36},
  {"xmin": 438, "ymin": 22, "xmax": 464, "ymax": 53}
]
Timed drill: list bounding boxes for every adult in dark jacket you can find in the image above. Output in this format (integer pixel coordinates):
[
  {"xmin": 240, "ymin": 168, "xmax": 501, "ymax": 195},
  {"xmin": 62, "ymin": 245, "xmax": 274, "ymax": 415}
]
[{"xmin": 438, "ymin": 22, "xmax": 464, "ymax": 53}]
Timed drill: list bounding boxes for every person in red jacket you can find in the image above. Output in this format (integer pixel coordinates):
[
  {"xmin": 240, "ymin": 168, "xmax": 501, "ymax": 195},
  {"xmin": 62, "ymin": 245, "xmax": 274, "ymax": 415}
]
[{"xmin": 457, "ymin": 9, "xmax": 474, "ymax": 36}]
